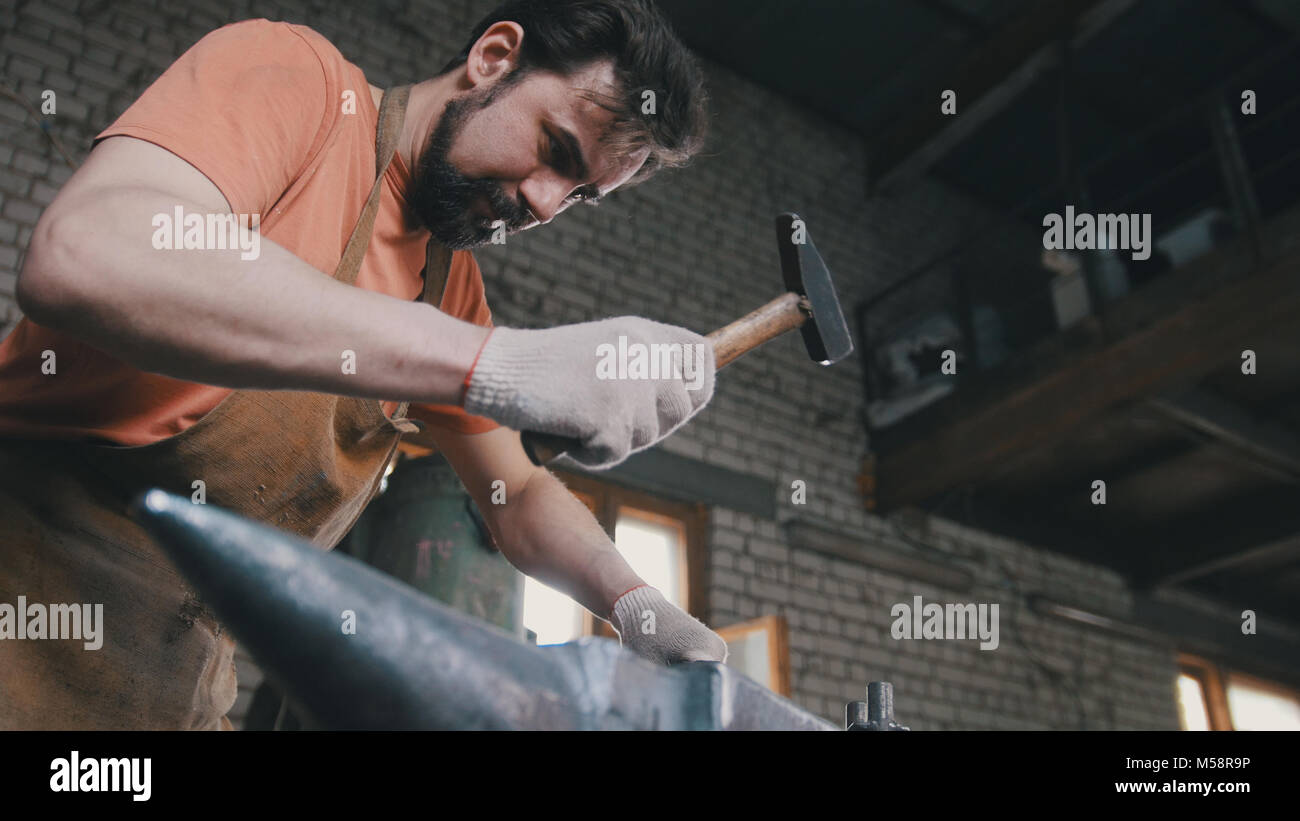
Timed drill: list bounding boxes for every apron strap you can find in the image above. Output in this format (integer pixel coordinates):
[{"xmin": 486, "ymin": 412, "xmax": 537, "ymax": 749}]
[
  {"xmin": 339, "ymin": 84, "xmax": 452, "ymax": 309},
  {"xmin": 338, "ymin": 85, "xmax": 453, "ymax": 433},
  {"xmin": 335, "ymin": 85, "xmax": 411, "ymax": 287},
  {"xmin": 422, "ymin": 241, "xmax": 452, "ymax": 309}
]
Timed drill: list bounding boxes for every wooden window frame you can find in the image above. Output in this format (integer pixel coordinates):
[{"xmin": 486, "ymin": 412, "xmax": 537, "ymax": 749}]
[
  {"xmin": 1222, "ymin": 669, "xmax": 1300, "ymax": 728},
  {"xmin": 716, "ymin": 614, "xmax": 792, "ymax": 697},
  {"xmin": 1177, "ymin": 653, "xmax": 1300, "ymax": 730},
  {"xmin": 1178, "ymin": 653, "xmax": 1233, "ymax": 730}
]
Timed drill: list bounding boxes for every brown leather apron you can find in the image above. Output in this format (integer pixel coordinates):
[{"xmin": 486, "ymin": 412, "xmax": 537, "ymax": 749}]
[{"xmin": 0, "ymin": 85, "xmax": 448, "ymax": 730}]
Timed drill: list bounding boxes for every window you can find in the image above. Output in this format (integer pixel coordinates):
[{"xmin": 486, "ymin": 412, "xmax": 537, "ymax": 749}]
[
  {"xmin": 522, "ymin": 473, "xmax": 708, "ymax": 646},
  {"xmin": 716, "ymin": 614, "xmax": 792, "ymax": 696},
  {"xmin": 1225, "ymin": 672, "xmax": 1300, "ymax": 730},
  {"xmin": 1176, "ymin": 672, "xmax": 1211, "ymax": 731},
  {"xmin": 1177, "ymin": 653, "xmax": 1300, "ymax": 730},
  {"xmin": 521, "ymin": 488, "xmax": 598, "ymax": 646}
]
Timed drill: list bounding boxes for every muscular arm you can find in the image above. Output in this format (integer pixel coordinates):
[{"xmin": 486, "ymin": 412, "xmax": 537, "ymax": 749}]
[
  {"xmin": 15, "ymin": 136, "xmax": 489, "ymax": 405},
  {"xmin": 431, "ymin": 425, "xmax": 644, "ymax": 619}
]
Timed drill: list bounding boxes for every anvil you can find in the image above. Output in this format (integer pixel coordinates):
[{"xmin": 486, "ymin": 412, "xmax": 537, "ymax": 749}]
[{"xmin": 130, "ymin": 490, "xmax": 837, "ymax": 731}]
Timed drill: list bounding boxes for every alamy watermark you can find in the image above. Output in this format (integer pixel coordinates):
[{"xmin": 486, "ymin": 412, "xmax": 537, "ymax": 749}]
[
  {"xmin": 595, "ymin": 336, "xmax": 708, "ymax": 391},
  {"xmin": 0, "ymin": 596, "xmax": 103, "ymax": 650},
  {"xmin": 151, "ymin": 206, "xmax": 261, "ymax": 260},
  {"xmin": 1042, "ymin": 205, "xmax": 1153, "ymax": 261},
  {"xmin": 890, "ymin": 595, "xmax": 999, "ymax": 651},
  {"xmin": 50, "ymin": 751, "xmax": 150, "ymax": 801}
]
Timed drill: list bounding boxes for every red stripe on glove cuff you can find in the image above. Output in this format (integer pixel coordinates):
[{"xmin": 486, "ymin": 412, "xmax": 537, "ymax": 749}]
[
  {"xmin": 609, "ymin": 583, "xmax": 650, "ymax": 622},
  {"xmin": 460, "ymin": 327, "xmax": 496, "ymax": 407}
]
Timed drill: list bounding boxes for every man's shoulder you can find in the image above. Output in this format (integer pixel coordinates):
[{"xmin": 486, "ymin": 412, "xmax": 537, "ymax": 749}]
[
  {"xmin": 210, "ymin": 18, "xmax": 333, "ymax": 50},
  {"xmin": 202, "ymin": 18, "xmax": 360, "ymax": 84}
]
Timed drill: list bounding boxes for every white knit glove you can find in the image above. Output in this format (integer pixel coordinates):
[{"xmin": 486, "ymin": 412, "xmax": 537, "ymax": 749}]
[
  {"xmin": 463, "ymin": 317, "xmax": 715, "ymax": 468},
  {"xmin": 610, "ymin": 585, "xmax": 728, "ymax": 665}
]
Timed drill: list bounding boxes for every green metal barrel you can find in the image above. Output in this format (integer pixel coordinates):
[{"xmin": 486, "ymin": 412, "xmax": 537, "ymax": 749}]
[{"xmin": 339, "ymin": 451, "xmax": 525, "ymax": 640}]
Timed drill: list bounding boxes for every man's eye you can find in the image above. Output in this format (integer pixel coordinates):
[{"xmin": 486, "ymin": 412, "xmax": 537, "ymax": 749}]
[{"xmin": 547, "ymin": 133, "xmax": 566, "ymax": 168}]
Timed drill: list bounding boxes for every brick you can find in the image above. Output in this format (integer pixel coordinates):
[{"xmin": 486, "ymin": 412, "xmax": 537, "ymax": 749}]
[
  {"xmin": 20, "ymin": 2, "xmax": 84, "ymax": 31},
  {"xmin": 0, "ymin": 169, "xmax": 31, "ymax": 198},
  {"xmin": 711, "ymin": 568, "xmax": 744, "ymax": 593},
  {"xmin": 791, "ymin": 549, "xmax": 828, "ymax": 572},
  {"xmin": 747, "ymin": 578, "xmax": 790, "ymax": 604},
  {"xmin": 828, "ymin": 558, "xmax": 870, "ymax": 582},
  {"xmin": 46, "ymin": 163, "xmax": 75, "ymax": 186},
  {"xmin": 711, "ymin": 527, "xmax": 743, "ymax": 551},
  {"xmin": 791, "ymin": 589, "xmax": 823, "ymax": 610},
  {"xmin": 2, "ymin": 199, "xmax": 41, "ymax": 224},
  {"xmin": 815, "ymin": 634, "xmax": 856, "ymax": 659},
  {"xmin": 830, "ymin": 599, "xmax": 870, "ymax": 622},
  {"xmin": 2, "ymin": 34, "xmax": 68, "ymax": 71},
  {"xmin": 754, "ymin": 559, "xmax": 787, "ymax": 583},
  {"xmin": 12, "ymin": 150, "xmax": 50, "ymax": 176},
  {"xmin": 30, "ymin": 181, "xmax": 58, "ymax": 206},
  {"xmin": 6, "ymin": 56, "xmax": 44, "ymax": 83},
  {"xmin": 747, "ymin": 536, "xmax": 789, "ymax": 562},
  {"xmin": 711, "ymin": 590, "xmax": 735, "ymax": 613},
  {"xmin": 85, "ymin": 45, "xmax": 117, "ymax": 68},
  {"xmin": 52, "ymin": 93, "xmax": 87, "ymax": 121}
]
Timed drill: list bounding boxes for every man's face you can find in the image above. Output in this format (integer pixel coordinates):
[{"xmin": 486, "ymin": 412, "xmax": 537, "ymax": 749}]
[{"xmin": 407, "ymin": 61, "xmax": 650, "ymax": 249}]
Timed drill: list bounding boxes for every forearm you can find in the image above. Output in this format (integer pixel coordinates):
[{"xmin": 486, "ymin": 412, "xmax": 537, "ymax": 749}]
[
  {"xmin": 439, "ymin": 428, "xmax": 727, "ymax": 665},
  {"xmin": 18, "ymin": 188, "xmax": 489, "ymax": 405},
  {"xmin": 490, "ymin": 468, "xmax": 642, "ymax": 619}
]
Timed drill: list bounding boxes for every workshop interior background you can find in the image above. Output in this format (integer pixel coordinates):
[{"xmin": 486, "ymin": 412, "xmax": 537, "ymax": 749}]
[{"xmin": 3, "ymin": 0, "xmax": 1299, "ymax": 730}]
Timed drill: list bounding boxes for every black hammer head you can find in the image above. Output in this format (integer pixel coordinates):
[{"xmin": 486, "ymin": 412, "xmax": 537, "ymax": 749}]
[{"xmin": 776, "ymin": 212, "xmax": 854, "ymax": 365}]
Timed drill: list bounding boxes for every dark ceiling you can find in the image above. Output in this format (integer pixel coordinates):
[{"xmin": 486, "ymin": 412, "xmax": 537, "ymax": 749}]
[
  {"xmin": 657, "ymin": 0, "xmax": 1033, "ymax": 138},
  {"xmin": 658, "ymin": 0, "xmax": 1300, "ymax": 225}
]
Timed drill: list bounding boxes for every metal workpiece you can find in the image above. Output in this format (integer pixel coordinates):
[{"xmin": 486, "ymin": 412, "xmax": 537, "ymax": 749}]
[
  {"xmin": 845, "ymin": 681, "xmax": 910, "ymax": 731},
  {"xmin": 129, "ymin": 490, "xmax": 837, "ymax": 731}
]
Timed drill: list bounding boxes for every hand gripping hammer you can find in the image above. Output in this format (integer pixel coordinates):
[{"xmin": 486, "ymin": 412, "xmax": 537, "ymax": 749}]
[{"xmin": 521, "ymin": 212, "xmax": 854, "ymax": 466}]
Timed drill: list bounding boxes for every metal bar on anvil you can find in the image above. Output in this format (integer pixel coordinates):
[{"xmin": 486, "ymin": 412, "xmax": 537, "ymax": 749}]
[{"xmin": 130, "ymin": 490, "xmax": 837, "ymax": 731}]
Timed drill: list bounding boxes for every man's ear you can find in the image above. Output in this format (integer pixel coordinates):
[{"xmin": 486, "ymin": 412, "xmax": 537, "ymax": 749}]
[{"xmin": 465, "ymin": 20, "xmax": 524, "ymax": 89}]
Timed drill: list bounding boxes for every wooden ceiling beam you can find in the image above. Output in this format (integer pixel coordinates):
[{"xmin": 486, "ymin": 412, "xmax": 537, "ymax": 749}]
[
  {"xmin": 874, "ymin": 205, "xmax": 1300, "ymax": 511},
  {"xmin": 869, "ymin": 0, "xmax": 1137, "ymax": 191}
]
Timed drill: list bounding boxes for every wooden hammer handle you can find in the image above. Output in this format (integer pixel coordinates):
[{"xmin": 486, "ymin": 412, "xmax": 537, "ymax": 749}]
[
  {"xmin": 706, "ymin": 291, "xmax": 810, "ymax": 369},
  {"xmin": 521, "ymin": 292, "xmax": 811, "ymax": 465}
]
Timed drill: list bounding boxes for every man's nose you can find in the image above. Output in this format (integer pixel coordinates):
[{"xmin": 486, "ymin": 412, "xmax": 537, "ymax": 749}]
[{"xmin": 519, "ymin": 174, "xmax": 575, "ymax": 225}]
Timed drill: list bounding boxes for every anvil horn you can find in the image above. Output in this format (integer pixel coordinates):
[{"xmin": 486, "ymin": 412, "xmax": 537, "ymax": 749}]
[{"xmin": 129, "ymin": 490, "xmax": 836, "ymax": 731}]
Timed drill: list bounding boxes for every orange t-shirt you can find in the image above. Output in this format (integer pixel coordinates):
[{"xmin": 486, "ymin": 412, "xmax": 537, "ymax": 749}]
[{"xmin": 0, "ymin": 18, "xmax": 499, "ymax": 445}]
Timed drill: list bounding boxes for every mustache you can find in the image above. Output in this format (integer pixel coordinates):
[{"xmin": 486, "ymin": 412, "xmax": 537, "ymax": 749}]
[
  {"xmin": 408, "ymin": 150, "xmax": 532, "ymax": 235},
  {"xmin": 467, "ymin": 177, "xmax": 533, "ymax": 231}
]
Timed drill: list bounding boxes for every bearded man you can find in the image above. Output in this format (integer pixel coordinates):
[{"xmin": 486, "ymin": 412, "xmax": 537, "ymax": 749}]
[{"xmin": 0, "ymin": 0, "xmax": 726, "ymax": 730}]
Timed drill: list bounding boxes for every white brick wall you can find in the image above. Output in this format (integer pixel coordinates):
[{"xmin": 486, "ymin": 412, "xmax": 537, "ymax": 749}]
[{"xmin": 0, "ymin": 0, "xmax": 1182, "ymax": 729}]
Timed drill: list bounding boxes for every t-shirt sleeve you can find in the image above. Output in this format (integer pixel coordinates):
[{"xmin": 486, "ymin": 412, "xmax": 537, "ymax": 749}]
[
  {"xmin": 408, "ymin": 251, "xmax": 502, "ymax": 436},
  {"xmin": 95, "ymin": 18, "xmax": 336, "ymax": 217}
]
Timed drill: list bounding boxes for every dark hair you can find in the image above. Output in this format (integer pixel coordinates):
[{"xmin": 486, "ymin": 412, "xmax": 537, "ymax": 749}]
[{"xmin": 440, "ymin": 0, "xmax": 709, "ymax": 185}]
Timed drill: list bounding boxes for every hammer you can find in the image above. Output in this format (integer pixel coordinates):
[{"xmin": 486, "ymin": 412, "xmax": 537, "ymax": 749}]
[{"xmin": 521, "ymin": 212, "xmax": 854, "ymax": 466}]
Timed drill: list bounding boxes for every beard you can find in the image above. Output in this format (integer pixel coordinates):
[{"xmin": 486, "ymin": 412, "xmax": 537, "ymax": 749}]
[{"xmin": 406, "ymin": 86, "xmax": 534, "ymax": 249}]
